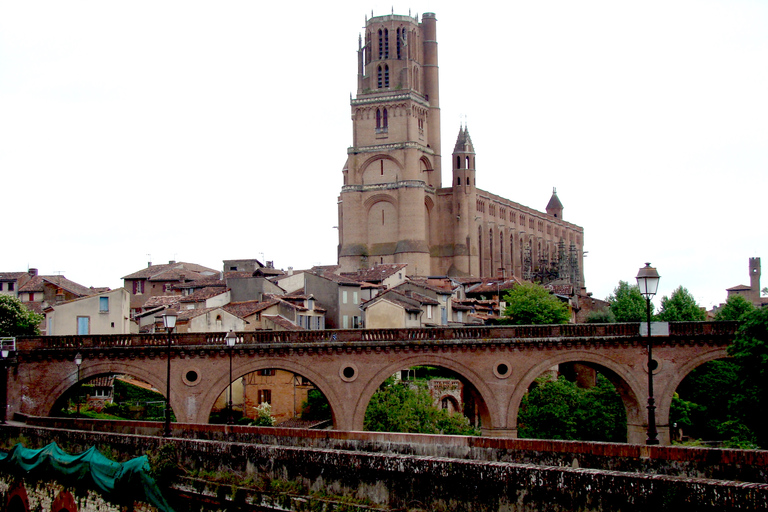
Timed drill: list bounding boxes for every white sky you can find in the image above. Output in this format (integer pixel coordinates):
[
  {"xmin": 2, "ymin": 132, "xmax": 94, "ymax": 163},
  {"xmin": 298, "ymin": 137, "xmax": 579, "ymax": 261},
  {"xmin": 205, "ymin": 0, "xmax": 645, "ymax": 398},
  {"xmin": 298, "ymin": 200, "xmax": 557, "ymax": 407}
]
[{"xmin": 1, "ymin": 0, "xmax": 766, "ymax": 310}]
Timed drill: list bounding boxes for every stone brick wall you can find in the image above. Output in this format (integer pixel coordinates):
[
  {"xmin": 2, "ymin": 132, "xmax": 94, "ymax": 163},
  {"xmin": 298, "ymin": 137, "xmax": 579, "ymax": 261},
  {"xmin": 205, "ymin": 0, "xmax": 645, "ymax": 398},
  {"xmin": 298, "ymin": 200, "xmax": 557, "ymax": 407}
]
[{"xmin": 4, "ymin": 423, "xmax": 768, "ymax": 511}]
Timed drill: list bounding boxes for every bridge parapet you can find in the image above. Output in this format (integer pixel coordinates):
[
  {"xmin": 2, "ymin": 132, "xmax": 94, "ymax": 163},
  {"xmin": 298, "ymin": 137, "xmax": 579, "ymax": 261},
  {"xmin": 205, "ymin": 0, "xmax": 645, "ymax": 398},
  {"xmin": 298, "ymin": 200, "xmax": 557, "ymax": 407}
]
[{"xmin": 15, "ymin": 322, "xmax": 737, "ymax": 351}]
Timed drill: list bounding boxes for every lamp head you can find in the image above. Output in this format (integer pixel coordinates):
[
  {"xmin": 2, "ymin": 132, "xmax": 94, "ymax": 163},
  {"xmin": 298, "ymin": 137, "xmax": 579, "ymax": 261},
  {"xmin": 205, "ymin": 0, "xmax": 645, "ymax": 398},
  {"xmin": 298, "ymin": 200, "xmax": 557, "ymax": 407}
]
[
  {"xmin": 225, "ymin": 330, "xmax": 237, "ymax": 348},
  {"xmin": 636, "ymin": 263, "xmax": 661, "ymax": 299},
  {"xmin": 162, "ymin": 309, "xmax": 178, "ymax": 330},
  {"xmin": 74, "ymin": 352, "xmax": 83, "ymax": 366}
]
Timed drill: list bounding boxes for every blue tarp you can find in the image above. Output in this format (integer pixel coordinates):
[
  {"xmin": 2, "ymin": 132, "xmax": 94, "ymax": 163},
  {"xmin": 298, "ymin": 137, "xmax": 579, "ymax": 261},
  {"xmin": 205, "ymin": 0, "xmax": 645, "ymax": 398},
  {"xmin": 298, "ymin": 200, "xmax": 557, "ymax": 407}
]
[{"xmin": 0, "ymin": 442, "xmax": 173, "ymax": 512}]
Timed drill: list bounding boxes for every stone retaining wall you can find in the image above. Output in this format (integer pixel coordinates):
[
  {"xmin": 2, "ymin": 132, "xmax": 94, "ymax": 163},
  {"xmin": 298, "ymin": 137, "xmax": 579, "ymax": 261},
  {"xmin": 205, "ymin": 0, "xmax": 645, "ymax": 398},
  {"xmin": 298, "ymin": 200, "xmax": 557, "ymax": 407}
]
[{"xmin": 3, "ymin": 424, "xmax": 768, "ymax": 511}]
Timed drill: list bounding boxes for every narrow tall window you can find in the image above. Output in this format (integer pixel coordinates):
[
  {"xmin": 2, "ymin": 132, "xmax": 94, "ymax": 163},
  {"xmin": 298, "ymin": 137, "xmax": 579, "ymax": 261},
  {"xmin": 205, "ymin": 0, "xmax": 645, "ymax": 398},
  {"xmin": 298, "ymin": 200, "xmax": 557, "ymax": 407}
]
[
  {"xmin": 383, "ymin": 108, "xmax": 388, "ymax": 128},
  {"xmin": 384, "ymin": 29, "xmax": 389, "ymax": 58},
  {"xmin": 376, "ymin": 108, "xmax": 381, "ymax": 129},
  {"xmin": 378, "ymin": 29, "xmax": 383, "ymax": 59},
  {"xmin": 377, "ymin": 66, "xmax": 383, "ymax": 88},
  {"xmin": 396, "ymin": 28, "xmax": 402, "ymax": 59},
  {"xmin": 99, "ymin": 296, "xmax": 109, "ymax": 313},
  {"xmin": 384, "ymin": 65, "xmax": 390, "ymax": 87}
]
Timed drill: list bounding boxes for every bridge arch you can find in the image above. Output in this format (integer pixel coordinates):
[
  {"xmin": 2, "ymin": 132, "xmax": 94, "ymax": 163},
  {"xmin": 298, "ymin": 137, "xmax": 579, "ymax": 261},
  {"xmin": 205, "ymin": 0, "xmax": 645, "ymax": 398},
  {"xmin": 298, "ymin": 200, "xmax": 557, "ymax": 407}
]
[
  {"xmin": 191, "ymin": 356, "xmax": 347, "ymax": 428},
  {"xmin": 506, "ymin": 350, "xmax": 645, "ymax": 441},
  {"xmin": 654, "ymin": 346, "xmax": 729, "ymax": 426},
  {"xmin": 40, "ymin": 360, "xmax": 170, "ymax": 419},
  {"xmin": 351, "ymin": 354, "xmax": 499, "ymax": 433}
]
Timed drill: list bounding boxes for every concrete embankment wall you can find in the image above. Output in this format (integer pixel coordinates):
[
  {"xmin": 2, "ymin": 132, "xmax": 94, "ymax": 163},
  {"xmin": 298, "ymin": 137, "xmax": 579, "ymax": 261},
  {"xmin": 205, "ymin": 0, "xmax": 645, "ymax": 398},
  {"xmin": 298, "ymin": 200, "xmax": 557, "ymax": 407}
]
[{"xmin": 4, "ymin": 423, "xmax": 768, "ymax": 511}]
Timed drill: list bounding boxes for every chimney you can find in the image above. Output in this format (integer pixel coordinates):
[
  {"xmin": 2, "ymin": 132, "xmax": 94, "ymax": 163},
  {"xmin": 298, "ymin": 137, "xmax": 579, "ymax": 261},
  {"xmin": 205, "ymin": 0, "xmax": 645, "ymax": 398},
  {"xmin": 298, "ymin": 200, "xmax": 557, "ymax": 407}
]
[
  {"xmin": 288, "ymin": 266, "xmax": 294, "ymax": 276},
  {"xmin": 267, "ymin": 261, "xmax": 274, "ymax": 269},
  {"xmin": 28, "ymin": 268, "xmax": 38, "ymax": 277},
  {"xmin": 169, "ymin": 260, "xmax": 176, "ymax": 264},
  {"xmin": 148, "ymin": 261, "xmax": 152, "ymax": 267}
]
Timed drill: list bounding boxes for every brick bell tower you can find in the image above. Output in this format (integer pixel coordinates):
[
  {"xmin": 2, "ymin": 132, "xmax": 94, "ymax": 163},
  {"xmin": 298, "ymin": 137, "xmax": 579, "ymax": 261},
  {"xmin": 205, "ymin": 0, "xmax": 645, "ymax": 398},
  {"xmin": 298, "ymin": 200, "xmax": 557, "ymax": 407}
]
[{"xmin": 338, "ymin": 12, "xmax": 441, "ymax": 275}]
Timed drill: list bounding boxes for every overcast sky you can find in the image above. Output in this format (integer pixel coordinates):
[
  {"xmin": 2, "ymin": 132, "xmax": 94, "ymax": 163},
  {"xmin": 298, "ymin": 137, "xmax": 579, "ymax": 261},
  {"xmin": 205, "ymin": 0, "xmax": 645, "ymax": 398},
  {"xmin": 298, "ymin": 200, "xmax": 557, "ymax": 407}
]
[{"xmin": 2, "ymin": 0, "xmax": 766, "ymax": 310}]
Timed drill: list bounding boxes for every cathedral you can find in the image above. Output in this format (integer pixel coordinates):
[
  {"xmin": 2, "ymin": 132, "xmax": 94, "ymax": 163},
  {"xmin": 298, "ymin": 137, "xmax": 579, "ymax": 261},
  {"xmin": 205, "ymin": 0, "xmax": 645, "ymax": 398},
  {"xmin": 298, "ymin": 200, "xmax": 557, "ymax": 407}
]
[{"xmin": 337, "ymin": 12, "xmax": 585, "ymax": 289}]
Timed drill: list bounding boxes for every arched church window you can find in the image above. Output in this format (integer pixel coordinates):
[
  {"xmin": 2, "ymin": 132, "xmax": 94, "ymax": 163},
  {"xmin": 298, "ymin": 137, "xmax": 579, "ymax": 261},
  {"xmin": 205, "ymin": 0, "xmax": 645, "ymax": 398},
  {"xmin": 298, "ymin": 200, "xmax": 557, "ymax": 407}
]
[
  {"xmin": 384, "ymin": 65, "xmax": 390, "ymax": 87},
  {"xmin": 457, "ymin": 177, "xmax": 461, "ymax": 185},
  {"xmin": 378, "ymin": 29, "xmax": 384, "ymax": 59},
  {"xmin": 500, "ymin": 231, "xmax": 504, "ymax": 269},
  {"xmin": 377, "ymin": 66, "xmax": 383, "ymax": 88},
  {"xmin": 465, "ymin": 156, "xmax": 470, "ymax": 169},
  {"xmin": 397, "ymin": 28, "xmax": 402, "ymax": 59},
  {"xmin": 383, "ymin": 108, "xmax": 388, "ymax": 128},
  {"xmin": 384, "ymin": 29, "xmax": 389, "ymax": 58},
  {"xmin": 376, "ymin": 108, "xmax": 381, "ymax": 129},
  {"xmin": 466, "ymin": 177, "xmax": 470, "ymax": 185}
]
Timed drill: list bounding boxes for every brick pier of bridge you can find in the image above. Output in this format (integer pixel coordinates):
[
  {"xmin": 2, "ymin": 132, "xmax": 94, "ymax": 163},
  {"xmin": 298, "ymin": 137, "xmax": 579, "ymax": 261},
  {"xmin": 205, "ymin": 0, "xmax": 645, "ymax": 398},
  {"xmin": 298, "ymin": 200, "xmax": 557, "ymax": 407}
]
[{"xmin": 6, "ymin": 322, "xmax": 736, "ymax": 445}]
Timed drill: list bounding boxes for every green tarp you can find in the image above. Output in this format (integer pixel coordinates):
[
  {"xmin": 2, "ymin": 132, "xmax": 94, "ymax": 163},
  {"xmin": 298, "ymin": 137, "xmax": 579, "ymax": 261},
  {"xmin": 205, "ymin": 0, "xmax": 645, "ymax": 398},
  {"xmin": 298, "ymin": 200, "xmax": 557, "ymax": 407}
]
[{"xmin": 0, "ymin": 442, "xmax": 173, "ymax": 512}]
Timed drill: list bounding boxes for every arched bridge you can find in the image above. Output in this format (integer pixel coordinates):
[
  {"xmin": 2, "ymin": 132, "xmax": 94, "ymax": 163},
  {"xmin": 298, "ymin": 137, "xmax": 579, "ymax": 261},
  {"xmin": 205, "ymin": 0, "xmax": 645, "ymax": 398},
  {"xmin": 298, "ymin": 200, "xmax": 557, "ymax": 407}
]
[{"xmin": 7, "ymin": 322, "xmax": 737, "ymax": 444}]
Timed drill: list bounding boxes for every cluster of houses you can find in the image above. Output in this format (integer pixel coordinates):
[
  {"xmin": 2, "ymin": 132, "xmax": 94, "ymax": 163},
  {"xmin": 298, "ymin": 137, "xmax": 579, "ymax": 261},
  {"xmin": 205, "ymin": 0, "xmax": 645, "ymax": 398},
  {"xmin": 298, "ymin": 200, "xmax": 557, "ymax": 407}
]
[{"xmin": 1, "ymin": 259, "xmax": 606, "ymax": 336}]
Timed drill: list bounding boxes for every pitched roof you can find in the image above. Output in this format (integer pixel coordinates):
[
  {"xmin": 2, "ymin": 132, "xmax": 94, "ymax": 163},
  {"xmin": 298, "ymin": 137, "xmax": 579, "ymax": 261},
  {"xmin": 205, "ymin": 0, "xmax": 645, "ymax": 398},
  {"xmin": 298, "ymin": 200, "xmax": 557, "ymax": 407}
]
[
  {"xmin": 262, "ymin": 314, "xmax": 304, "ymax": 331},
  {"xmin": 223, "ymin": 300, "xmax": 279, "ymax": 318},
  {"xmin": 341, "ymin": 264, "xmax": 408, "ymax": 284},
  {"xmin": 142, "ymin": 295, "xmax": 182, "ymax": 309},
  {"xmin": 179, "ymin": 287, "xmax": 229, "ymax": 303},
  {"xmin": 122, "ymin": 262, "xmax": 218, "ymax": 280},
  {"xmin": 308, "ymin": 269, "xmax": 361, "ymax": 286},
  {"xmin": 726, "ymin": 284, "xmax": 752, "ymax": 291},
  {"xmin": 18, "ymin": 275, "xmax": 94, "ymax": 297},
  {"xmin": 0, "ymin": 272, "xmax": 29, "ymax": 280},
  {"xmin": 467, "ymin": 277, "xmax": 521, "ymax": 295},
  {"xmin": 546, "ymin": 188, "xmax": 564, "ymax": 211}
]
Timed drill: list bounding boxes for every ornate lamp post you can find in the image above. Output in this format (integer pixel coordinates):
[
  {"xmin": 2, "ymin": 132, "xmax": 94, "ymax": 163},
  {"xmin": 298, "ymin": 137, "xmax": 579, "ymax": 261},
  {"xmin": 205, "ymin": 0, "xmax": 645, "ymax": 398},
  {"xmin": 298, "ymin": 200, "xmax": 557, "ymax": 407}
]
[
  {"xmin": 162, "ymin": 309, "xmax": 177, "ymax": 437},
  {"xmin": 74, "ymin": 352, "xmax": 83, "ymax": 417},
  {"xmin": 636, "ymin": 262, "xmax": 661, "ymax": 445},
  {"xmin": 225, "ymin": 330, "xmax": 237, "ymax": 425},
  {"xmin": 1, "ymin": 346, "xmax": 10, "ymax": 424}
]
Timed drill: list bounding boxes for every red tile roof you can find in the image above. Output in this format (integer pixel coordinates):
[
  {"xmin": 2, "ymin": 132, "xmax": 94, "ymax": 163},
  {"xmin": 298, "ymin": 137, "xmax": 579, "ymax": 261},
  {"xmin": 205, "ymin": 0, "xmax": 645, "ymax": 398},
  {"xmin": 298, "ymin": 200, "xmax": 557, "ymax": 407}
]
[
  {"xmin": 262, "ymin": 315, "xmax": 304, "ymax": 331},
  {"xmin": 122, "ymin": 262, "xmax": 218, "ymax": 280},
  {"xmin": 223, "ymin": 300, "xmax": 279, "ymax": 318},
  {"xmin": 18, "ymin": 275, "xmax": 94, "ymax": 297},
  {"xmin": 342, "ymin": 264, "xmax": 407, "ymax": 283}
]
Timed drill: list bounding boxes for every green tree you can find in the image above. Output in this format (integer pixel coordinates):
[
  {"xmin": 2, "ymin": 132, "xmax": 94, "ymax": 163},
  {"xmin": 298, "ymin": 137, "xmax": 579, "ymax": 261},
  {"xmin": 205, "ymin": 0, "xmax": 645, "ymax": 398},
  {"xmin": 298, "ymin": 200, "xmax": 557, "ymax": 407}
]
[
  {"xmin": 606, "ymin": 281, "xmax": 648, "ymax": 322},
  {"xmin": 656, "ymin": 286, "xmax": 706, "ymax": 322},
  {"xmin": 517, "ymin": 374, "xmax": 626, "ymax": 442},
  {"xmin": 714, "ymin": 295, "xmax": 755, "ymax": 321},
  {"xmin": 301, "ymin": 389, "xmax": 331, "ymax": 421},
  {"xmin": 364, "ymin": 379, "xmax": 479, "ymax": 436},
  {"xmin": 502, "ymin": 283, "xmax": 570, "ymax": 325},
  {"xmin": 727, "ymin": 307, "xmax": 768, "ymax": 447},
  {"xmin": 0, "ymin": 295, "xmax": 43, "ymax": 336},
  {"xmin": 585, "ymin": 309, "xmax": 616, "ymax": 323}
]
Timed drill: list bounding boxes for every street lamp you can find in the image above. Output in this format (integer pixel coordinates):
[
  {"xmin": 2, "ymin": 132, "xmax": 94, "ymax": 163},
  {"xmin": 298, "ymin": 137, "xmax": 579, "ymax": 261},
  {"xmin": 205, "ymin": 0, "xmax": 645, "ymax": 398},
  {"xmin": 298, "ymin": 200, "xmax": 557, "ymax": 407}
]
[
  {"xmin": 162, "ymin": 309, "xmax": 177, "ymax": 437},
  {"xmin": 1, "ymin": 347, "xmax": 10, "ymax": 424},
  {"xmin": 636, "ymin": 262, "xmax": 661, "ymax": 445},
  {"xmin": 225, "ymin": 330, "xmax": 237, "ymax": 425},
  {"xmin": 74, "ymin": 352, "xmax": 83, "ymax": 418}
]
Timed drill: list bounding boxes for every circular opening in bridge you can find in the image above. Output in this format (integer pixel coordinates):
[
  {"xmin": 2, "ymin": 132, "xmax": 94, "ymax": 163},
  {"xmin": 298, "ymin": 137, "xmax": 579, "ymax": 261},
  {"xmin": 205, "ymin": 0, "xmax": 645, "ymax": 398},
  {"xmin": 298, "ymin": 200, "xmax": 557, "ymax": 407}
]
[
  {"xmin": 340, "ymin": 365, "xmax": 358, "ymax": 382},
  {"xmin": 494, "ymin": 361, "xmax": 511, "ymax": 379},
  {"xmin": 182, "ymin": 367, "xmax": 203, "ymax": 387}
]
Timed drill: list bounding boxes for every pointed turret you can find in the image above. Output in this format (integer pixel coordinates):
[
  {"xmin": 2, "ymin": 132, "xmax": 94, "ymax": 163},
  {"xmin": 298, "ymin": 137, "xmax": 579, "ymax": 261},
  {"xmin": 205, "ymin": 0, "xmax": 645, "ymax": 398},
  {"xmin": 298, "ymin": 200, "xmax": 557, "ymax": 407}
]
[{"xmin": 546, "ymin": 187, "xmax": 564, "ymax": 219}]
